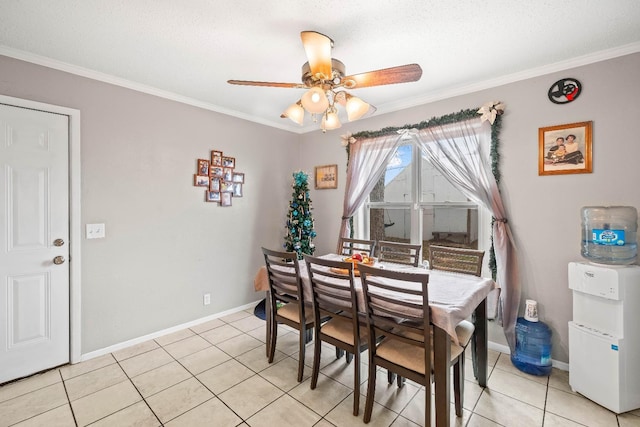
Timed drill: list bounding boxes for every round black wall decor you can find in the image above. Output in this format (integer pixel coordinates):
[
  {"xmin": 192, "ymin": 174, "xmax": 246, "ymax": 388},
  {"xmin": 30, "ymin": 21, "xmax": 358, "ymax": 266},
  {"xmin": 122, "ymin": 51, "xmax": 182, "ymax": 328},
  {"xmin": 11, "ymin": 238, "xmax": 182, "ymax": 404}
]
[{"xmin": 548, "ymin": 78, "xmax": 582, "ymax": 104}]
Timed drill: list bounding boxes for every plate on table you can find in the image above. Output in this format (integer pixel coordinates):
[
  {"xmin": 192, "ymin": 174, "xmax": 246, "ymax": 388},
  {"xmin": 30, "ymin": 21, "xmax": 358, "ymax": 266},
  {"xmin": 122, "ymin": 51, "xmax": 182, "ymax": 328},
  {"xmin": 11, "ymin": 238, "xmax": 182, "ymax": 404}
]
[{"xmin": 331, "ymin": 256, "xmax": 376, "ymax": 276}]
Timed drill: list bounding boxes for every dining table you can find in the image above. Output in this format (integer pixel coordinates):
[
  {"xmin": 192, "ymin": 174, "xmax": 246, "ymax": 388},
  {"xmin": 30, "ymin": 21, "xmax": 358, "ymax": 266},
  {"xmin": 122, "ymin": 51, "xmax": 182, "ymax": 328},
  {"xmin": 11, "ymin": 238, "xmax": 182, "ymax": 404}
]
[{"xmin": 254, "ymin": 253, "xmax": 496, "ymax": 427}]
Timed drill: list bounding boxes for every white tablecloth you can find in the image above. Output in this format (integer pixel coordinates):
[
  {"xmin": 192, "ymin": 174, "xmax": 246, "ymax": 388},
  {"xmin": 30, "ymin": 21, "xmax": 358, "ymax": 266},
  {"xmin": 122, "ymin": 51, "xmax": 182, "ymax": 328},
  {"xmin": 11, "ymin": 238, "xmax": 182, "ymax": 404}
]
[{"xmin": 256, "ymin": 253, "xmax": 496, "ymax": 345}]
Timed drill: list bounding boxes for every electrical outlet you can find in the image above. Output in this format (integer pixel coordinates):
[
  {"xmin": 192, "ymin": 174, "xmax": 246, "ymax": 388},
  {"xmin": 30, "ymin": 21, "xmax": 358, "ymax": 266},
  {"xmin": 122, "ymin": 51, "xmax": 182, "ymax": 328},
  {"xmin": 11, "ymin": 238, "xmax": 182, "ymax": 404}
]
[{"xmin": 203, "ymin": 293, "xmax": 211, "ymax": 305}]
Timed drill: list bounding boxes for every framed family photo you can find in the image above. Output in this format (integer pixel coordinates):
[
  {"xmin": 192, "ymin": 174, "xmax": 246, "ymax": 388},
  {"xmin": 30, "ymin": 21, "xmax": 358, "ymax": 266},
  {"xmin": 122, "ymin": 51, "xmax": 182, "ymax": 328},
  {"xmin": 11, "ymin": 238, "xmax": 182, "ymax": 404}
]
[
  {"xmin": 197, "ymin": 159, "xmax": 209, "ymax": 176},
  {"xmin": 315, "ymin": 164, "xmax": 338, "ymax": 189},
  {"xmin": 206, "ymin": 191, "xmax": 221, "ymax": 203},
  {"xmin": 194, "ymin": 174, "xmax": 209, "ymax": 187},
  {"xmin": 221, "ymin": 192, "xmax": 232, "ymax": 207},
  {"xmin": 232, "ymin": 172, "xmax": 245, "ymax": 183},
  {"xmin": 222, "ymin": 156, "xmax": 235, "ymax": 168},
  {"xmin": 210, "ymin": 177, "xmax": 220, "ymax": 192},
  {"xmin": 233, "ymin": 183, "xmax": 243, "ymax": 197},
  {"xmin": 210, "ymin": 167, "xmax": 224, "ymax": 178},
  {"xmin": 538, "ymin": 121, "xmax": 592, "ymax": 176},
  {"xmin": 211, "ymin": 151, "xmax": 223, "ymax": 167}
]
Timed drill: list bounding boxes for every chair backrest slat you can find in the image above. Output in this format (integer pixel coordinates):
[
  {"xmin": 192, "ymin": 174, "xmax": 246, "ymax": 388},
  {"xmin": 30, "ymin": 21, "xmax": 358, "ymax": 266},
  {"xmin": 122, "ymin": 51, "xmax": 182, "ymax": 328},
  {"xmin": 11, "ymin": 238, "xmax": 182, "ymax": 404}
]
[
  {"xmin": 358, "ymin": 263, "xmax": 431, "ymax": 350},
  {"xmin": 262, "ymin": 247, "xmax": 304, "ymax": 305},
  {"xmin": 338, "ymin": 237, "xmax": 377, "ymax": 257},
  {"xmin": 377, "ymin": 241, "xmax": 421, "ymax": 267},
  {"xmin": 304, "ymin": 255, "xmax": 359, "ymax": 327},
  {"xmin": 428, "ymin": 245, "xmax": 484, "ymax": 277}
]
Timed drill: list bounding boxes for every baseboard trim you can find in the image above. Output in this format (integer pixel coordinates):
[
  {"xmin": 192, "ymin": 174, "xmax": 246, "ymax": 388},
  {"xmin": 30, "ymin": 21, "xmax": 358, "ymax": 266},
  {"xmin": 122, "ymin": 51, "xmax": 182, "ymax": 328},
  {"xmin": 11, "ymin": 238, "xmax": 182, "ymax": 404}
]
[
  {"xmin": 487, "ymin": 341, "xmax": 569, "ymax": 371},
  {"xmin": 79, "ymin": 303, "xmax": 571, "ymax": 373},
  {"xmin": 79, "ymin": 299, "xmax": 263, "ymax": 362}
]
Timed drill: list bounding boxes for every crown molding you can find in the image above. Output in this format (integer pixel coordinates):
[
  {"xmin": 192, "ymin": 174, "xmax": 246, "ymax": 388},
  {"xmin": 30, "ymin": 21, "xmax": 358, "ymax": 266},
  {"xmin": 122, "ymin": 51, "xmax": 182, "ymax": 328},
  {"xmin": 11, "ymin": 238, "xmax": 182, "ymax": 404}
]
[
  {"xmin": 375, "ymin": 41, "xmax": 640, "ymax": 117},
  {"xmin": 2, "ymin": 41, "xmax": 639, "ymax": 135}
]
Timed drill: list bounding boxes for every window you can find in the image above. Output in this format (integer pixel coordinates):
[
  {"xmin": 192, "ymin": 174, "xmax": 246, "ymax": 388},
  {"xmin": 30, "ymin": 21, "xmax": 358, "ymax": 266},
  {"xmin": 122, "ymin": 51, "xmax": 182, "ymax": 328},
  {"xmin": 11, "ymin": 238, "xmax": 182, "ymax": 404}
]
[{"xmin": 362, "ymin": 139, "xmax": 487, "ymax": 262}]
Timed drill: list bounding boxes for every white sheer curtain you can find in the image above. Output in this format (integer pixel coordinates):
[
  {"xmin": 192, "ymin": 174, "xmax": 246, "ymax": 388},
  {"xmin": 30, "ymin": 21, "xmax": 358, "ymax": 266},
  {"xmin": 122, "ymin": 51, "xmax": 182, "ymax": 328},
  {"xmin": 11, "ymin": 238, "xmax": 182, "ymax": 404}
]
[
  {"xmin": 338, "ymin": 133, "xmax": 403, "ymax": 248},
  {"xmin": 409, "ymin": 119, "xmax": 520, "ymax": 351}
]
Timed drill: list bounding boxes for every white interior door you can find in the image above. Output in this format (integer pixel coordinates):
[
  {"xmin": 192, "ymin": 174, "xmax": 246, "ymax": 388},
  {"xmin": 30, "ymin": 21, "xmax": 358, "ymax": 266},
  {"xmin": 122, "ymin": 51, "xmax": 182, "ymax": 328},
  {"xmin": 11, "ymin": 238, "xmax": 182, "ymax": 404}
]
[{"xmin": 0, "ymin": 103, "xmax": 70, "ymax": 384}]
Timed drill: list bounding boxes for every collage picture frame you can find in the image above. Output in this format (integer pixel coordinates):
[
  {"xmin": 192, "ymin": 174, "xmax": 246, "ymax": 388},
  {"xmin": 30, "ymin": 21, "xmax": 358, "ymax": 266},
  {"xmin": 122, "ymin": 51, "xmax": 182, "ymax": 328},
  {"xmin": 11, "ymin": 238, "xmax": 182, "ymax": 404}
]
[{"xmin": 194, "ymin": 150, "xmax": 245, "ymax": 206}]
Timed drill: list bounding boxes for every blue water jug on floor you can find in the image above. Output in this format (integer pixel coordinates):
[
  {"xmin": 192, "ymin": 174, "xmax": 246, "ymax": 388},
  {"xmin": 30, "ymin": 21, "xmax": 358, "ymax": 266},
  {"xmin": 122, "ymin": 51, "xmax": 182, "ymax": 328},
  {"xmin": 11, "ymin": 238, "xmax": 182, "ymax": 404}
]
[{"xmin": 510, "ymin": 317, "xmax": 552, "ymax": 376}]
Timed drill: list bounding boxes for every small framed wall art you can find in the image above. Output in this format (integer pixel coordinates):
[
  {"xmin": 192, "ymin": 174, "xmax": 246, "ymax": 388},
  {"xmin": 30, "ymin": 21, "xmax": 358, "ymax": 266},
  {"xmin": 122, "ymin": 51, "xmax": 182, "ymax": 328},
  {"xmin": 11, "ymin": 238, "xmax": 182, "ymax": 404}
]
[
  {"xmin": 538, "ymin": 121, "xmax": 592, "ymax": 176},
  {"xmin": 315, "ymin": 164, "xmax": 338, "ymax": 189}
]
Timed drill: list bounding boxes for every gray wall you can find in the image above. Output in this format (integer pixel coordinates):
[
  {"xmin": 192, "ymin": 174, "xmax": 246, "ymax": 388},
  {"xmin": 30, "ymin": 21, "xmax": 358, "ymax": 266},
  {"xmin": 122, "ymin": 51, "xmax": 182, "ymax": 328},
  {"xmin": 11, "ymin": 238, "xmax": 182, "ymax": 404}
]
[
  {"xmin": 0, "ymin": 55, "xmax": 299, "ymax": 353},
  {"xmin": 300, "ymin": 52, "xmax": 640, "ymax": 363},
  {"xmin": 2, "ymin": 52, "xmax": 638, "ymax": 363}
]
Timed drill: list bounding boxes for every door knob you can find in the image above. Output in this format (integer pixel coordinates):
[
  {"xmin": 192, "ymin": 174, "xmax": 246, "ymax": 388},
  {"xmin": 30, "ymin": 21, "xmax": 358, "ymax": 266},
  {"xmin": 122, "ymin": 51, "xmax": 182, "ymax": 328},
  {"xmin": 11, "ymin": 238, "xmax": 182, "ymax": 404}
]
[
  {"xmin": 53, "ymin": 239, "xmax": 65, "ymax": 246},
  {"xmin": 53, "ymin": 256, "xmax": 65, "ymax": 265}
]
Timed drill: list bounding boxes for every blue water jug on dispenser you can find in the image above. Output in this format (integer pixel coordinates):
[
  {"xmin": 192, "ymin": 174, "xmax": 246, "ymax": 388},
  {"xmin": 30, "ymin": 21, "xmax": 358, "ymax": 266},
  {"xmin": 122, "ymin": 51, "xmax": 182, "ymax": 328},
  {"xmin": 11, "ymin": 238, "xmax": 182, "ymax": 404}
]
[
  {"xmin": 510, "ymin": 300, "xmax": 552, "ymax": 376},
  {"xmin": 581, "ymin": 206, "xmax": 638, "ymax": 265}
]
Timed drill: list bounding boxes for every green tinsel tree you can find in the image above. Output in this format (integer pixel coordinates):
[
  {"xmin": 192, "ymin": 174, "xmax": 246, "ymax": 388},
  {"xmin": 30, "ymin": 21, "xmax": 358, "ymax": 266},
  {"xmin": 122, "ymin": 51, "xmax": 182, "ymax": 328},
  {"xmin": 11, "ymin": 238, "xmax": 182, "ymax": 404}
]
[{"xmin": 284, "ymin": 171, "xmax": 316, "ymax": 259}]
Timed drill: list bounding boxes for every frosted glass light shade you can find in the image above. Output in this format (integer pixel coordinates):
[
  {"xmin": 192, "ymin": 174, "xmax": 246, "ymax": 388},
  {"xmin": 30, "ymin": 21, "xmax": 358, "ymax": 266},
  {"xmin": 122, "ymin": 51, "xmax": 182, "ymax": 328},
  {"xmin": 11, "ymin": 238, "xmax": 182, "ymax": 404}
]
[
  {"xmin": 345, "ymin": 95, "xmax": 370, "ymax": 121},
  {"xmin": 282, "ymin": 101, "xmax": 304, "ymax": 125},
  {"xmin": 322, "ymin": 111, "xmax": 341, "ymax": 130},
  {"xmin": 301, "ymin": 87, "xmax": 329, "ymax": 114}
]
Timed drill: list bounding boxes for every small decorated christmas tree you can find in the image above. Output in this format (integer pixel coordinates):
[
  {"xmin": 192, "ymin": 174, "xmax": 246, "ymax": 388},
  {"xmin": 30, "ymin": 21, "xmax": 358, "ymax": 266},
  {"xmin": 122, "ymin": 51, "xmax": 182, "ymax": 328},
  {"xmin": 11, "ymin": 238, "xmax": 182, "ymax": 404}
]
[{"xmin": 284, "ymin": 171, "xmax": 316, "ymax": 259}]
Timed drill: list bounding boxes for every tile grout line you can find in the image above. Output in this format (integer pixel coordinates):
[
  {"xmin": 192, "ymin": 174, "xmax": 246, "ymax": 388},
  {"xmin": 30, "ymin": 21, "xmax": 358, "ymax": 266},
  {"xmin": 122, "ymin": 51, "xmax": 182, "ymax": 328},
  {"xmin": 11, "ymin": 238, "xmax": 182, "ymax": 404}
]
[
  {"xmin": 112, "ymin": 357, "xmax": 163, "ymax": 426},
  {"xmin": 58, "ymin": 368, "xmax": 80, "ymax": 427}
]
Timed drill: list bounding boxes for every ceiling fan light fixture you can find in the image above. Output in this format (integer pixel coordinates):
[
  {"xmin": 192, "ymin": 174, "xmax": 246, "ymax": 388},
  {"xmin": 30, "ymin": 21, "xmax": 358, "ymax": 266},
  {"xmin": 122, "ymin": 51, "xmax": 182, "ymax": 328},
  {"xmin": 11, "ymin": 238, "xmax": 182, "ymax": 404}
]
[
  {"xmin": 345, "ymin": 94, "xmax": 370, "ymax": 121},
  {"xmin": 281, "ymin": 100, "xmax": 305, "ymax": 125},
  {"xmin": 228, "ymin": 31, "xmax": 422, "ymax": 132},
  {"xmin": 301, "ymin": 87, "xmax": 329, "ymax": 114},
  {"xmin": 322, "ymin": 110, "xmax": 341, "ymax": 132}
]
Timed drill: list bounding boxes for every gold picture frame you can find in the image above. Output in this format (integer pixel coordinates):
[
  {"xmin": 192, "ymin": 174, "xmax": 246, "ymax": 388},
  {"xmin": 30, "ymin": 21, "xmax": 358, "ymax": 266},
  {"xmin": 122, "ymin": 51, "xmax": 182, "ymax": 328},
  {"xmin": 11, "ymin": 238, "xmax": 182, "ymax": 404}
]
[
  {"xmin": 539, "ymin": 121, "xmax": 592, "ymax": 175},
  {"xmin": 315, "ymin": 164, "xmax": 338, "ymax": 189}
]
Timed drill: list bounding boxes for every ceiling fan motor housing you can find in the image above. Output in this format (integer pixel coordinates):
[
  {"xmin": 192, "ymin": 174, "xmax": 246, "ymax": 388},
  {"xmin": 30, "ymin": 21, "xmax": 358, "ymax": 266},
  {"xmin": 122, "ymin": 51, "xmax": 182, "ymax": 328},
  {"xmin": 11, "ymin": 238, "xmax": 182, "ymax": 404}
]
[{"xmin": 302, "ymin": 59, "xmax": 346, "ymax": 87}]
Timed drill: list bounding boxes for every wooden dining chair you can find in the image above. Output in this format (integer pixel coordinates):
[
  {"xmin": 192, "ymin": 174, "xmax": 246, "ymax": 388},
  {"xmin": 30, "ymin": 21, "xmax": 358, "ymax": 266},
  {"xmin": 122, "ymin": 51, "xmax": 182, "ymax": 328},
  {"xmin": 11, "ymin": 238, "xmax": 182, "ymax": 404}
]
[
  {"xmin": 429, "ymin": 244, "xmax": 485, "ymax": 389},
  {"xmin": 261, "ymin": 247, "xmax": 315, "ymax": 382},
  {"xmin": 428, "ymin": 244, "xmax": 484, "ymax": 276},
  {"xmin": 338, "ymin": 237, "xmax": 377, "ymax": 258},
  {"xmin": 303, "ymin": 255, "xmax": 368, "ymax": 416},
  {"xmin": 358, "ymin": 263, "xmax": 465, "ymax": 424},
  {"xmin": 376, "ymin": 241, "xmax": 421, "ymax": 267}
]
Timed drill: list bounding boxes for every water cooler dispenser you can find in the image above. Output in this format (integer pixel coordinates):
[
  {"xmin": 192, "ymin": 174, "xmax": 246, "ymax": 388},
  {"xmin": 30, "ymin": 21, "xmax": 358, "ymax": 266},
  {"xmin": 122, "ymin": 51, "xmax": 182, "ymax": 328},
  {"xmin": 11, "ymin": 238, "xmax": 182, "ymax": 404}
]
[
  {"xmin": 569, "ymin": 206, "xmax": 639, "ymax": 413},
  {"xmin": 568, "ymin": 262, "xmax": 640, "ymax": 413}
]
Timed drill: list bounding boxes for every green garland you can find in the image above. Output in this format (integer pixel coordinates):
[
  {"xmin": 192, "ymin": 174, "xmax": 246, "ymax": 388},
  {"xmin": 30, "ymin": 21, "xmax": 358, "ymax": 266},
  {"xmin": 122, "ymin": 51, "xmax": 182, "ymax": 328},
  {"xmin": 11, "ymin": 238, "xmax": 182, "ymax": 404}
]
[{"xmin": 345, "ymin": 108, "xmax": 502, "ymax": 279}]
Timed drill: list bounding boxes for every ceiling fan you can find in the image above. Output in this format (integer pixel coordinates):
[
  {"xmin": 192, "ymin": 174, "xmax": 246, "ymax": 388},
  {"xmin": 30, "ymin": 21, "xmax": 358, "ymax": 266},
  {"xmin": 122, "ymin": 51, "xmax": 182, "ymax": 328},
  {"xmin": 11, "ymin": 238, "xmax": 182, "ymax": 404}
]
[{"xmin": 228, "ymin": 31, "xmax": 423, "ymax": 132}]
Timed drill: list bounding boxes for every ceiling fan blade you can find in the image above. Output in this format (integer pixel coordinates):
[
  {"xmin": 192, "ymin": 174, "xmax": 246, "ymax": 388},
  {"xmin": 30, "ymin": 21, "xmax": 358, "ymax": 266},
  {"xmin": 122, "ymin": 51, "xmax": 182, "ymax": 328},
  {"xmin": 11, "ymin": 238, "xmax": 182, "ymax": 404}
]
[
  {"xmin": 227, "ymin": 80, "xmax": 302, "ymax": 88},
  {"xmin": 342, "ymin": 64, "xmax": 423, "ymax": 89},
  {"xmin": 301, "ymin": 31, "xmax": 333, "ymax": 80}
]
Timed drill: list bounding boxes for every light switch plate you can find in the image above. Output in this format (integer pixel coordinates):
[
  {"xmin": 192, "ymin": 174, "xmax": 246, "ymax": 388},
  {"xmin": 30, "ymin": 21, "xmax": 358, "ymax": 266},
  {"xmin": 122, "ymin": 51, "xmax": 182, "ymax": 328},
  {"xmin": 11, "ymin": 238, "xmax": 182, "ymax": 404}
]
[{"xmin": 86, "ymin": 223, "xmax": 106, "ymax": 239}]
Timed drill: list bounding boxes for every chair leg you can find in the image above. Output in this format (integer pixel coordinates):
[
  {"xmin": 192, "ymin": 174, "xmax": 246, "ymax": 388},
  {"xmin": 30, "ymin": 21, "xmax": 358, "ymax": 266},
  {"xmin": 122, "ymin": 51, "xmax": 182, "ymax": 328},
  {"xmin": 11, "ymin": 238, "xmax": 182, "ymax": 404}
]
[
  {"xmin": 353, "ymin": 350, "xmax": 360, "ymax": 416},
  {"xmin": 363, "ymin": 360, "xmax": 377, "ymax": 423},
  {"xmin": 345, "ymin": 352, "xmax": 353, "ymax": 364},
  {"xmin": 454, "ymin": 357, "xmax": 464, "ymax": 417},
  {"xmin": 267, "ymin": 315, "xmax": 277, "ymax": 364},
  {"xmin": 471, "ymin": 313, "xmax": 479, "ymax": 379},
  {"xmin": 425, "ymin": 379, "xmax": 432, "ymax": 427},
  {"xmin": 336, "ymin": 347, "xmax": 344, "ymax": 359},
  {"xmin": 387, "ymin": 370, "xmax": 396, "ymax": 384},
  {"xmin": 471, "ymin": 337, "xmax": 478, "ymax": 379},
  {"xmin": 397, "ymin": 375, "xmax": 405, "ymax": 388},
  {"xmin": 297, "ymin": 325, "xmax": 307, "ymax": 382},
  {"xmin": 265, "ymin": 293, "xmax": 272, "ymax": 358},
  {"xmin": 311, "ymin": 330, "xmax": 322, "ymax": 389}
]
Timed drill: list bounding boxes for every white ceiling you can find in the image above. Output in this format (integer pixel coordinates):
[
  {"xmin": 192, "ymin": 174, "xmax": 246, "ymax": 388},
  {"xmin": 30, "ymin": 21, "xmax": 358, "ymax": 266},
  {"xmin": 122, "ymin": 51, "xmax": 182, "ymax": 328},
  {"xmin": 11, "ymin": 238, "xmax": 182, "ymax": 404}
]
[{"xmin": 1, "ymin": 1, "xmax": 639, "ymax": 133}]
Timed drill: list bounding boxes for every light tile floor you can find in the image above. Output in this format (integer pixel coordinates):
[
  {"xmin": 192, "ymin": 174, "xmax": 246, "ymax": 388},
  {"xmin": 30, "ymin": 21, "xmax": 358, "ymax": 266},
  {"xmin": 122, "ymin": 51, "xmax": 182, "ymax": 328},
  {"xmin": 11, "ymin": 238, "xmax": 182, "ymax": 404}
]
[{"xmin": 2, "ymin": 308, "xmax": 640, "ymax": 426}]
